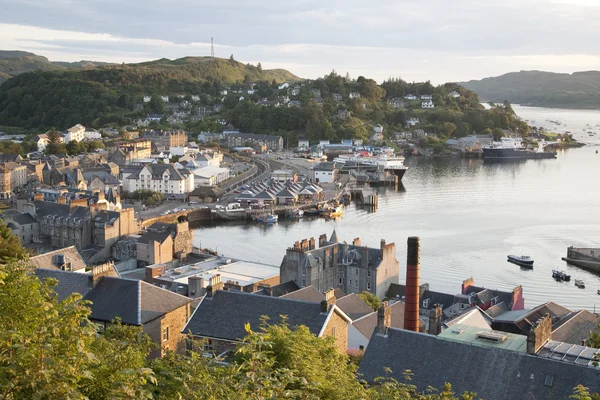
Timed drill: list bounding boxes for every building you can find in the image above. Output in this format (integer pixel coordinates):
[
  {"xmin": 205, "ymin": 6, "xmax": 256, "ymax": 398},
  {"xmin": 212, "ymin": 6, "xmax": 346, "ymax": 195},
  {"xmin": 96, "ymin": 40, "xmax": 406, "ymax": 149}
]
[
  {"xmin": 122, "ymin": 164, "xmax": 194, "ymax": 195},
  {"xmin": 2, "ymin": 210, "xmax": 39, "ymax": 245},
  {"xmin": 225, "ymin": 132, "xmax": 283, "ymax": 152},
  {"xmin": 191, "ymin": 166, "xmax": 230, "ymax": 187},
  {"xmin": 235, "ymin": 180, "xmax": 323, "ymax": 206},
  {"xmin": 358, "ymin": 323, "xmax": 600, "ymax": 400},
  {"xmin": 146, "ymin": 256, "xmax": 280, "ymax": 297},
  {"xmin": 388, "ymin": 98, "xmax": 405, "ymax": 109},
  {"xmin": 421, "ymin": 100, "xmax": 435, "ymax": 109},
  {"xmin": 449, "ymin": 91, "xmax": 461, "ymax": 98},
  {"xmin": 136, "ymin": 231, "xmax": 173, "ymax": 267},
  {"xmin": 0, "ymin": 162, "xmax": 27, "ymax": 198},
  {"xmin": 146, "ymin": 220, "xmax": 193, "ymax": 260},
  {"xmin": 188, "ymin": 186, "xmax": 224, "ymax": 203},
  {"xmin": 35, "ymin": 134, "xmax": 50, "ymax": 152},
  {"xmin": 406, "ymin": 117, "xmax": 420, "ymax": 127},
  {"xmin": 348, "ymin": 300, "xmax": 405, "ymax": 351},
  {"xmin": 30, "ymin": 246, "xmax": 88, "ymax": 272},
  {"xmin": 29, "ymin": 200, "xmax": 92, "ymax": 252},
  {"xmin": 183, "ymin": 288, "xmax": 351, "ymax": 355},
  {"xmin": 280, "ymin": 232, "xmax": 400, "ymax": 298},
  {"xmin": 271, "ymin": 169, "xmax": 297, "ymax": 183},
  {"xmin": 311, "ymin": 162, "xmax": 339, "ymax": 183},
  {"xmin": 404, "ymin": 94, "xmax": 417, "ymax": 100},
  {"xmin": 141, "ymin": 130, "xmax": 187, "ymax": 151},
  {"xmin": 349, "ymin": 92, "xmax": 361, "ymax": 99},
  {"xmin": 298, "ymin": 140, "xmax": 310, "ymax": 149},
  {"xmin": 64, "ymin": 124, "xmax": 86, "ymax": 143},
  {"xmin": 84, "ymin": 128, "xmax": 102, "ymax": 140}
]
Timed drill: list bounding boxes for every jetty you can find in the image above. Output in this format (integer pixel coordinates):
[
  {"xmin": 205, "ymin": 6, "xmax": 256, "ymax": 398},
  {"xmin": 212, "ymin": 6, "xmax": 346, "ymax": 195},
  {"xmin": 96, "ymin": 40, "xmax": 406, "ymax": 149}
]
[{"xmin": 561, "ymin": 246, "xmax": 600, "ymax": 273}]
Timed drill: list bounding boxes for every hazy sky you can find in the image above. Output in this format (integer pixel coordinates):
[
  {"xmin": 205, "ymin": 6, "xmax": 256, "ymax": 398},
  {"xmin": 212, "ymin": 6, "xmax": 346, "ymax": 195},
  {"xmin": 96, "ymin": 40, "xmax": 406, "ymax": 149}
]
[{"xmin": 1, "ymin": 0, "xmax": 600, "ymax": 83}]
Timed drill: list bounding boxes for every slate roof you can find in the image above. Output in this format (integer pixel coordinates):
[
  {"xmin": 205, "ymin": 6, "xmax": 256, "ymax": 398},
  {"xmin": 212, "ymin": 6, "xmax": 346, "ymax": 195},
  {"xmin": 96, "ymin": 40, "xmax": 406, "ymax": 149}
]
[
  {"xmin": 29, "ymin": 246, "xmax": 87, "ymax": 272},
  {"xmin": 83, "ymin": 277, "xmax": 191, "ymax": 325},
  {"xmin": 336, "ymin": 293, "xmax": 374, "ymax": 320},
  {"xmin": 137, "ymin": 231, "xmax": 171, "ymax": 245},
  {"xmin": 269, "ymin": 280, "xmax": 300, "ymax": 297},
  {"xmin": 34, "ymin": 200, "xmax": 90, "ymax": 220},
  {"xmin": 35, "ymin": 268, "xmax": 91, "ymax": 301},
  {"xmin": 465, "ymin": 285, "xmax": 513, "ymax": 309},
  {"xmin": 126, "ymin": 164, "xmax": 186, "ymax": 181},
  {"xmin": 352, "ymin": 301, "xmax": 405, "ymax": 340},
  {"xmin": 280, "ymin": 285, "xmax": 324, "ymax": 302},
  {"xmin": 485, "ymin": 302, "xmax": 509, "ymax": 318},
  {"xmin": 184, "ymin": 290, "xmax": 341, "ymax": 340},
  {"xmin": 551, "ymin": 310, "xmax": 600, "ymax": 346},
  {"xmin": 12, "ymin": 213, "xmax": 37, "ymax": 225},
  {"xmin": 359, "ymin": 327, "xmax": 600, "ymax": 400},
  {"xmin": 492, "ymin": 302, "xmax": 572, "ymax": 335}
]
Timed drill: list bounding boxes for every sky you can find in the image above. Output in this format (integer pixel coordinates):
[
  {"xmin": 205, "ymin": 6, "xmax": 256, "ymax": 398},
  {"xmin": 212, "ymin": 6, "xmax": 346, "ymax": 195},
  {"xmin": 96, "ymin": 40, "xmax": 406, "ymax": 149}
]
[{"xmin": 1, "ymin": 0, "xmax": 600, "ymax": 84}]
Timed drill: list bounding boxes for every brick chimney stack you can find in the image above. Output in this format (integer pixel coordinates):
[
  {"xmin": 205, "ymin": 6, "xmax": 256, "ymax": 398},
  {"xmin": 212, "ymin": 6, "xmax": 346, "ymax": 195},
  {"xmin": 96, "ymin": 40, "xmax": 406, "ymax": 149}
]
[
  {"xmin": 527, "ymin": 315, "xmax": 552, "ymax": 354},
  {"xmin": 353, "ymin": 237, "xmax": 361, "ymax": 246},
  {"xmin": 427, "ymin": 304, "xmax": 443, "ymax": 335},
  {"xmin": 309, "ymin": 237, "xmax": 315, "ymax": 250},
  {"xmin": 404, "ymin": 236, "xmax": 420, "ymax": 332},
  {"xmin": 377, "ymin": 301, "xmax": 391, "ymax": 335},
  {"xmin": 206, "ymin": 274, "xmax": 224, "ymax": 298}
]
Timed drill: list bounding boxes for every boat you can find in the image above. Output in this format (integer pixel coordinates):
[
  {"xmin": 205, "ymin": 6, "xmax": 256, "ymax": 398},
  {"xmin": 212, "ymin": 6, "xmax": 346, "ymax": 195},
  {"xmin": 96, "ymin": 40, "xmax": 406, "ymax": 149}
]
[
  {"xmin": 256, "ymin": 214, "xmax": 278, "ymax": 224},
  {"xmin": 597, "ymin": 289, "xmax": 600, "ymax": 295},
  {"xmin": 333, "ymin": 151, "xmax": 408, "ymax": 180},
  {"xmin": 287, "ymin": 209, "xmax": 304, "ymax": 219},
  {"xmin": 482, "ymin": 138, "xmax": 557, "ymax": 160},
  {"xmin": 507, "ymin": 255, "xmax": 534, "ymax": 265},
  {"xmin": 575, "ymin": 279, "xmax": 585, "ymax": 289},
  {"xmin": 321, "ymin": 205, "xmax": 343, "ymax": 218},
  {"xmin": 552, "ymin": 270, "xmax": 571, "ymax": 281}
]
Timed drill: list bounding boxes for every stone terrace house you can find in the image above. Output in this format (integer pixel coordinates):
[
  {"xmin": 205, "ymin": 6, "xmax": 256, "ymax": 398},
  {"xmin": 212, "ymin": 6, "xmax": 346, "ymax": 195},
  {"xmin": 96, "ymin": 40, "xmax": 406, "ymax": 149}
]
[
  {"xmin": 280, "ymin": 231, "xmax": 400, "ymax": 298},
  {"xmin": 225, "ymin": 132, "xmax": 283, "ymax": 152},
  {"xmin": 183, "ymin": 287, "xmax": 351, "ymax": 355},
  {"xmin": 141, "ymin": 130, "xmax": 187, "ymax": 151},
  {"xmin": 358, "ymin": 323, "xmax": 600, "ymax": 400},
  {"xmin": 2, "ymin": 211, "xmax": 39, "ymax": 245},
  {"xmin": 30, "ymin": 200, "xmax": 92, "ymax": 252}
]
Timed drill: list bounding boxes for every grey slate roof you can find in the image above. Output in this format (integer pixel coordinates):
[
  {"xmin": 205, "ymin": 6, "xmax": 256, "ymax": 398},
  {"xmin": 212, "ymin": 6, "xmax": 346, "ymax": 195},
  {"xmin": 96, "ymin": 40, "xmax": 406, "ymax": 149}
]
[
  {"xmin": 83, "ymin": 277, "xmax": 191, "ymax": 325},
  {"xmin": 137, "ymin": 231, "xmax": 171, "ymax": 245},
  {"xmin": 280, "ymin": 285, "xmax": 324, "ymax": 302},
  {"xmin": 352, "ymin": 301, "xmax": 405, "ymax": 340},
  {"xmin": 35, "ymin": 268, "xmax": 91, "ymax": 301},
  {"xmin": 184, "ymin": 290, "xmax": 334, "ymax": 340},
  {"xmin": 29, "ymin": 246, "xmax": 87, "ymax": 272},
  {"xmin": 336, "ymin": 293, "xmax": 374, "ymax": 320},
  {"xmin": 359, "ymin": 327, "xmax": 600, "ymax": 400},
  {"xmin": 269, "ymin": 280, "xmax": 300, "ymax": 297},
  {"xmin": 12, "ymin": 213, "xmax": 37, "ymax": 225},
  {"xmin": 552, "ymin": 310, "xmax": 600, "ymax": 346}
]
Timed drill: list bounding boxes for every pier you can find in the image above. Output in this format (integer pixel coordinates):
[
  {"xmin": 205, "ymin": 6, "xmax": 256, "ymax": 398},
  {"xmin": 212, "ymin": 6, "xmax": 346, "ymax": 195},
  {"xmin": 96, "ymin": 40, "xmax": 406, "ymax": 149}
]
[{"xmin": 562, "ymin": 246, "xmax": 600, "ymax": 273}]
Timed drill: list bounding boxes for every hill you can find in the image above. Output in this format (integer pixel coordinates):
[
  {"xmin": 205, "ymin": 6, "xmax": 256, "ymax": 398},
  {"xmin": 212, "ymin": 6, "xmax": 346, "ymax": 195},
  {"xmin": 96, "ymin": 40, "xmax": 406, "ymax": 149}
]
[{"xmin": 459, "ymin": 70, "xmax": 600, "ymax": 109}]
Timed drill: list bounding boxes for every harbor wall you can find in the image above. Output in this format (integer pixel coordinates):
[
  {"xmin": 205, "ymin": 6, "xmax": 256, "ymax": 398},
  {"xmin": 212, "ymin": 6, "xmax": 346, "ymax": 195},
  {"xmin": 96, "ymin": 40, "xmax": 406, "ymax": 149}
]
[{"xmin": 562, "ymin": 246, "xmax": 600, "ymax": 273}]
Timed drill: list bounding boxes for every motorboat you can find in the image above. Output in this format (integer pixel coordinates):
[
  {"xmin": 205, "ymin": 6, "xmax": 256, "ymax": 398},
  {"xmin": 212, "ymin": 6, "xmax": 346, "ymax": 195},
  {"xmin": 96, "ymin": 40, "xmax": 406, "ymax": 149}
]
[
  {"xmin": 597, "ymin": 289, "xmax": 600, "ymax": 295},
  {"xmin": 507, "ymin": 255, "xmax": 534, "ymax": 265},
  {"xmin": 575, "ymin": 279, "xmax": 585, "ymax": 289},
  {"xmin": 256, "ymin": 214, "xmax": 278, "ymax": 224},
  {"xmin": 321, "ymin": 205, "xmax": 343, "ymax": 218},
  {"xmin": 288, "ymin": 209, "xmax": 304, "ymax": 219},
  {"xmin": 552, "ymin": 270, "xmax": 571, "ymax": 281}
]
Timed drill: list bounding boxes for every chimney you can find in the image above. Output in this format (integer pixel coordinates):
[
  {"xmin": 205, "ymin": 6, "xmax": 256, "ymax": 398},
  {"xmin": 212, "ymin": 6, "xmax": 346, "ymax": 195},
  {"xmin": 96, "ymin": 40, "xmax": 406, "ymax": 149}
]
[
  {"xmin": 206, "ymin": 274, "xmax": 224, "ymax": 298},
  {"xmin": 427, "ymin": 304, "xmax": 443, "ymax": 335},
  {"xmin": 377, "ymin": 301, "xmax": 391, "ymax": 335},
  {"xmin": 294, "ymin": 241, "xmax": 300, "ymax": 250},
  {"xmin": 91, "ymin": 261, "xmax": 116, "ymax": 288},
  {"xmin": 380, "ymin": 239, "xmax": 386, "ymax": 250},
  {"xmin": 527, "ymin": 315, "xmax": 552, "ymax": 354},
  {"xmin": 325, "ymin": 288, "xmax": 336, "ymax": 309},
  {"xmin": 462, "ymin": 277, "xmax": 475, "ymax": 295},
  {"xmin": 318, "ymin": 234, "xmax": 327, "ymax": 247},
  {"xmin": 353, "ymin": 237, "xmax": 361, "ymax": 246},
  {"xmin": 301, "ymin": 239, "xmax": 308, "ymax": 251},
  {"xmin": 404, "ymin": 236, "xmax": 420, "ymax": 332},
  {"xmin": 57, "ymin": 196, "xmax": 67, "ymax": 204},
  {"xmin": 33, "ymin": 193, "xmax": 44, "ymax": 201},
  {"xmin": 308, "ymin": 237, "xmax": 315, "ymax": 250},
  {"xmin": 23, "ymin": 202, "xmax": 36, "ymax": 218},
  {"xmin": 512, "ymin": 285, "xmax": 524, "ymax": 310}
]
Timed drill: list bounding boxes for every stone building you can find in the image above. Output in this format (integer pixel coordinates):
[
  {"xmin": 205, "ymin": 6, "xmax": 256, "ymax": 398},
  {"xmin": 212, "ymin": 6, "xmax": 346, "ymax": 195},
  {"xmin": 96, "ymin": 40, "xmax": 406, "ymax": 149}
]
[
  {"xmin": 141, "ymin": 130, "xmax": 187, "ymax": 151},
  {"xmin": 225, "ymin": 132, "xmax": 283, "ymax": 151},
  {"xmin": 2, "ymin": 210, "xmax": 39, "ymax": 245},
  {"xmin": 280, "ymin": 230, "xmax": 400, "ymax": 298},
  {"xmin": 29, "ymin": 200, "xmax": 92, "ymax": 252},
  {"xmin": 146, "ymin": 221, "xmax": 192, "ymax": 260},
  {"xmin": 136, "ymin": 231, "xmax": 173, "ymax": 267},
  {"xmin": 184, "ymin": 285, "xmax": 351, "ymax": 355},
  {"xmin": 0, "ymin": 162, "xmax": 28, "ymax": 198}
]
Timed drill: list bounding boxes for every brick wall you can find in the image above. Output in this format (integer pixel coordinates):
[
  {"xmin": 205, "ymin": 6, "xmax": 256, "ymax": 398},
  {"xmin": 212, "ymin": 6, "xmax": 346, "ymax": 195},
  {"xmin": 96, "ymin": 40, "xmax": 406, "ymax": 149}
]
[
  {"xmin": 144, "ymin": 303, "xmax": 190, "ymax": 358},
  {"xmin": 320, "ymin": 310, "xmax": 348, "ymax": 353}
]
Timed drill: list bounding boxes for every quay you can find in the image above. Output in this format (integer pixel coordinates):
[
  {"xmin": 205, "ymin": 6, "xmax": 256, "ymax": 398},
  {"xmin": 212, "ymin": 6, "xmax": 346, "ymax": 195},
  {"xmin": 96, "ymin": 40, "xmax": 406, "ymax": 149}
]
[{"xmin": 561, "ymin": 246, "xmax": 600, "ymax": 273}]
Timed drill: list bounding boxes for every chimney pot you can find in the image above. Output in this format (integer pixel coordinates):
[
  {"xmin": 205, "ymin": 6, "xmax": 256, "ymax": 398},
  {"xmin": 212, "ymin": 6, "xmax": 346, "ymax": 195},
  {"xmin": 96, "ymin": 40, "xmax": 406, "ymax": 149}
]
[
  {"xmin": 377, "ymin": 301, "xmax": 391, "ymax": 335},
  {"xmin": 427, "ymin": 304, "xmax": 443, "ymax": 335},
  {"xmin": 380, "ymin": 239, "xmax": 386, "ymax": 249},
  {"xmin": 353, "ymin": 237, "xmax": 361, "ymax": 246}
]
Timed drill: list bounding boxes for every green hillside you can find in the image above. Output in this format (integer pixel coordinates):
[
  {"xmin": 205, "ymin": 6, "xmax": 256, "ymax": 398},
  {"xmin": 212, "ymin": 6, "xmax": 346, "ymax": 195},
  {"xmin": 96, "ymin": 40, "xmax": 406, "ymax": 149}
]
[
  {"xmin": 459, "ymin": 70, "xmax": 600, "ymax": 109},
  {"xmin": 0, "ymin": 51, "xmax": 64, "ymax": 83}
]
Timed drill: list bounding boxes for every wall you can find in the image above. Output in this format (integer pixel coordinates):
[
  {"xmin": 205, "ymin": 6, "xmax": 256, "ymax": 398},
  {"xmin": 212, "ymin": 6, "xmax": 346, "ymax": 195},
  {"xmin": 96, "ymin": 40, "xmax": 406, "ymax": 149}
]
[
  {"xmin": 144, "ymin": 304, "xmax": 190, "ymax": 358},
  {"xmin": 348, "ymin": 324, "xmax": 368, "ymax": 351},
  {"xmin": 320, "ymin": 310, "xmax": 349, "ymax": 354},
  {"xmin": 375, "ymin": 243, "xmax": 400, "ymax": 299}
]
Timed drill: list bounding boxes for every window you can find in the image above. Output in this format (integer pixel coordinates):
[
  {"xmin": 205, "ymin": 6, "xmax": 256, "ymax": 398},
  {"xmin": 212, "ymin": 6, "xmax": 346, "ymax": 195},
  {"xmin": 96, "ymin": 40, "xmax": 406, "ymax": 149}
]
[
  {"xmin": 423, "ymin": 299, "xmax": 430, "ymax": 308},
  {"xmin": 203, "ymin": 339, "xmax": 213, "ymax": 351},
  {"xmin": 367, "ymin": 282, "xmax": 371, "ymax": 290},
  {"xmin": 339, "ymin": 277, "xmax": 342, "ymax": 285},
  {"xmin": 367, "ymin": 270, "xmax": 371, "ymax": 277},
  {"xmin": 359, "ymin": 345, "xmax": 364, "ymax": 351},
  {"xmin": 354, "ymin": 280, "xmax": 358, "ymax": 288},
  {"xmin": 162, "ymin": 327, "xmax": 169, "ymax": 342}
]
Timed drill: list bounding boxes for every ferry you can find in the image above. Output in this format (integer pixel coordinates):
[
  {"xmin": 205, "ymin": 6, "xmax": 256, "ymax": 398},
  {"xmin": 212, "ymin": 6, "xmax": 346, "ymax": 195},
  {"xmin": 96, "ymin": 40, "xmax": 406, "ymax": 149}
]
[
  {"xmin": 333, "ymin": 151, "xmax": 408, "ymax": 180},
  {"xmin": 483, "ymin": 138, "xmax": 557, "ymax": 160}
]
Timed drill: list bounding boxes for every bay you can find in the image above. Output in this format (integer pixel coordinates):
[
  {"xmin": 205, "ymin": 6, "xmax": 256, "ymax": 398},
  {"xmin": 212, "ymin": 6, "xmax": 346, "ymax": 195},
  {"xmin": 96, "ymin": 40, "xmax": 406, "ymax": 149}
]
[{"xmin": 193, "ymin": 105, "xmax": 600, "ymax": 311}]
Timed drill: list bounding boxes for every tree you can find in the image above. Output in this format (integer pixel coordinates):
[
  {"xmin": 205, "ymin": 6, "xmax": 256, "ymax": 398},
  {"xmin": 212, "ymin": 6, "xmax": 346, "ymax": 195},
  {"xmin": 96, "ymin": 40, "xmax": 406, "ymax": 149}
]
[
  {"xmin": 66, "ymin": 140, "xmax": 82, "ymax": 155},
  {"xmin": 257, "ymin": 63, "xmax": 262, "ymax": 73},
  {"xmin": 358, "ymin": 291, "xmax": 381, "ymax": 311},
  {"xmin": 0, "ymin": 219, "xmax": 29, "ymax": 264},
  {"xmin": 229, "ymin": 54, "xmax": 235, "ymax": 63},
  {"xmin": 149, "ymin": 96, "xmax": 166, "ymax": 114},
  {"xmin": 492, "ymin": 127, "xmax": 504, "ymax": 141},
  {"xmin": 442, "ymin": 122, "xmax": 457, "ymax": 137}
]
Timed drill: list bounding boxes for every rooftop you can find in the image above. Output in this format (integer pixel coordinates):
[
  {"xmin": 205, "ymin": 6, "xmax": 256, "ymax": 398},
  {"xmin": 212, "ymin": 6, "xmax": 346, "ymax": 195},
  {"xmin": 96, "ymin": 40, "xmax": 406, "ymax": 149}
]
[
  {"xmin": 29, "ymin": 246, "xmax": 87, "ymax": 272},
  {"xmin": 438, "ymin": 323, "xmax": 527, "ymax": 352}
]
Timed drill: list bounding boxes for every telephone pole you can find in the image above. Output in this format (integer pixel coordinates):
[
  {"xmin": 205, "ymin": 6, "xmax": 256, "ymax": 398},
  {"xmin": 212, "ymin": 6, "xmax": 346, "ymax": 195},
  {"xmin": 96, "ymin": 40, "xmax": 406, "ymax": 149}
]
[{"xmin": 211, "ymin": 37, "xmax": 215, "ymax": 60}]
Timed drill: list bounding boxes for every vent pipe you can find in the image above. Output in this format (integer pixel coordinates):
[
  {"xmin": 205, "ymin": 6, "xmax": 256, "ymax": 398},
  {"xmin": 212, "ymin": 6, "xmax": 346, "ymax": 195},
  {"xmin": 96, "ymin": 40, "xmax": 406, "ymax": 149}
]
[{"xmin": 404, "ymin": 236, "xmax": 420, "ymax": 332}]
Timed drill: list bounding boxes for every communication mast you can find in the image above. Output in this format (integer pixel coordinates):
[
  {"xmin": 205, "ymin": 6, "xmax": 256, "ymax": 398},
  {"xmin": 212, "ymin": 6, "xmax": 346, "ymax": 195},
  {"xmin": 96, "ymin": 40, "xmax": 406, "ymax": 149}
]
[{"xmin": 211, "ymin": 37, "xmax": 215, "ymax": 60}]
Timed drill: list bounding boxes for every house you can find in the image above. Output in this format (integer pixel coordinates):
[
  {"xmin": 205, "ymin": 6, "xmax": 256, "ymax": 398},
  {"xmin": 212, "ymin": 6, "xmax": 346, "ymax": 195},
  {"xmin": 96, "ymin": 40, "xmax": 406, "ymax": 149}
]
[
  {"xmin": 280, "ymin": 232, "xmax": 400, "ymax": 298},
  {"xmin": 335, "ymin": 110, "xmax": 351, "ymax": 119},
  {"xmin": 271, "ymin": 169, "xmax": 297, "ymax": 183},
  {"xmin": 278, "ymin": 82, "xmax": 290, "ymax": 90},
  {"xmin": 2, "ymin": 210, "xmax": 39, "ymax": 245},
  {"xmin": 188, "ymin": 186, "xmax": 224, "ymax": 203},
  {"xmin": 183, "ymin": 287, "xmax": 351, "ymax": 354},
  {"xmin": 421, "ymin": 94, "xmax": 433, "ymax": 100},
  {"xmin": 143, "ymin": 96, "xmax": 152, "ymax": 103},
  {"xmin": 358, "ymin": 322, "xmax": 600, "ymax": 400},
  {"xmin": 349, "ymin": 92, "xmax": 361, "ymax": 99},
  {"xmin": 333, "ymin": 93, "xmax": 343, "ymax": 101},
  {"xmin": 29, "ymin": 246, "xmax": 88, "ymax": 272},
  {"xmin": 30, "ymin": 200, "xmax": 92, "ymax": 252},
  {"xmin": 388, "ymin": 98, "xmax": 405, "ymax": 109},
  {"xmin": 35, "ymin": 134, "xmax": 50, "ymax": 152},
  {"xmin": 84, "ymin": 128, "xmax": 102, "ymax": 140},
  {"xmin": 136, "ymin": 231, "xmax": 173, "ymax": 267},
  {"xmin": 310, "ymin": 88, "xmax": 321, "ymax": 98},
  {"xmin": 297, "ymin": 140, "xmax": 310, "ymax": 149},
  {"xmin": 350, "ymin": 300, "xmax": 405, "ymax": 351},
  {"xmin": 64, "ymin": 124, "xmax": 86, "ymax": 143},
  {"xmin": 122, "ymin": 164, "xmax": 194, "ymax": 195},
  {"xmin": 191, "ymin": 166, "xmax": 230, "ymax": 187},
  {"xmin": 311, "ymin": 161, "xmax": 339, "ymax": 183},
  {"xmin": 290, "ymin": 87, "xmax": 300, "ymax": 96},
  {"xmin": 161, "ymin": 96, "xmax": 169, "ymax": 103},
  {"xmin": 288, "ymin": 100, "xmax": 301, "ymax": 108},
  {"xmin": 421, "ymin": 100, "xmax": 435, "ymax": 109},
  {"xmin": 404, "ymin": 94, "xmax": 417, "ymax": 100},
  {"xmin": 371, "ymin": 132, "xmax": 384, "ymax": 143},
  {"xmin": 449, "ymin": 91, "xmax": 461, "ymax": 98},
  {"xmin": 406, "ymin": 117, "xmax": 420, "ymax": 126},
  {"xmin": 225, "ymin": 132, "xmax": 283, "ymax": 151},
  {"xmin": 0, "ymin": 162, "xmax": 28, "ymax": 198}
]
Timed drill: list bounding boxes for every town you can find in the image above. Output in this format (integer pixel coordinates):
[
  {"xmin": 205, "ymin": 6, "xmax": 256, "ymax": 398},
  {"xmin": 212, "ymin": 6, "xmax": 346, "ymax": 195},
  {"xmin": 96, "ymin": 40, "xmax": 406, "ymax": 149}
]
[{"xmin": 0, "ymin": 117, "xmax": 599, "ymax": 399}]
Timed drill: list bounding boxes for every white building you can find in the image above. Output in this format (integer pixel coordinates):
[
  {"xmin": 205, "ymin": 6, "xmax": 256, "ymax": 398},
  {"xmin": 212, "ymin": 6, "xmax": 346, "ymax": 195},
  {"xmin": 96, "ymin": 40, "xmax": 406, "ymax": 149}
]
[
  {"xmin": 84, "ymin": 129, "xmax": 102, "ymax": 140},
  {"xmin": 373, "ymin": 124, "xmax": 384, "ymax": 134},
  {"xmin": 421, "ymin": 100, "xmax": 435, "ymax": 109},
  {"xmin": 143, "ymin": 96, "xmax": 152, "ymax": 103},
  {"xmin": 161, "ymin": 96, "xmax": 169, "ymax": 103},
  {"xmin": 191, "ymin": 95, "xmax": 200, "ymax": 101},
  {"xmin": 421, "ymin": 95, "xmax": 433, "ymax": 100},
  {"xmin": 35, "ymin": 134, "xmax": 49, "ymax": 152},
  {"xmin": 64, "ymin": 124, "xmax": 86, "ymax": 143},
  {"xmin": 278, "ymin": 82, "xmax": 290, "ymax": 90},
  {"xmin": 298, "ymin": 140, "xmax": 309, "ymax": 149},
  {"xmin": 312, "ymin": 162, "xmax": 339, "ymax": 183},
  {"xmin": 191, "ymin": 166, "xmax": 230, "ymax": 187},
  {"xmin": 406, "ymin": 117, "xmax": 420, "ymax": 126},
  {"xmin": 404, "ymin": 94, "xmax": 417, "ymax": 100},
  {"xmin": 122, "ymin": 164, "xmax": 194, "ymax": 195},
  {"xmin": 449, "ymin": 91, "xmax": 461, "ymax": 98},
  {"xmin": 195, "ymin": 153, "xmax": 221, "ymax": 168},
  {"xmin": 349, "ymin": 92, "xmax": 361, "ymax": 99},
  {"xmin": 169, "ymin": 146, "xmax": 199, "ymax": 157}
]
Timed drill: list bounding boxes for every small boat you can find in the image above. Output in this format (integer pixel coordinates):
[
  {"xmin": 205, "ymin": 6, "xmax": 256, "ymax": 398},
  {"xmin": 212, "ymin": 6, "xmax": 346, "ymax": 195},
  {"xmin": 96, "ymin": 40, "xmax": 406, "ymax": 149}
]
[
  {"xmin": 304, "ymin": 207, "xmax": 321, "ymax": 217},
  {"xmin": 507, "ymin": 255, "xmax": 534, "ymax": 265},
  {"xmin": 596, "ymin": 289, "xmax": 600, "ymax": 295},
  {"xmin": 321, "ymin": 205, "xmax": 343, "ymax": 218},
  {"xmin": 575, "ymin": 279, "xmax": 585, "ymax": 289},
  {"xmin": 256, "ymin": 214, "xmax": 278, "ymax": 224},
  {"xmin": 552, "ymin": 270, "xmax": 571, "ymax": 281},
  {"xmin": 288, "ymin": 209, "xmax": 304, "ymax": 219}
]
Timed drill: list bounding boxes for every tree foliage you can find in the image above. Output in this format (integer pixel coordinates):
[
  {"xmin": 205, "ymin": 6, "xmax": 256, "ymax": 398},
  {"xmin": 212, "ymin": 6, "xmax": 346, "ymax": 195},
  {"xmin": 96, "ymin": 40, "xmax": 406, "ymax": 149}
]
[{"xmin": 358, "ymin": 291, "xmax": 382, "ymax": 311}]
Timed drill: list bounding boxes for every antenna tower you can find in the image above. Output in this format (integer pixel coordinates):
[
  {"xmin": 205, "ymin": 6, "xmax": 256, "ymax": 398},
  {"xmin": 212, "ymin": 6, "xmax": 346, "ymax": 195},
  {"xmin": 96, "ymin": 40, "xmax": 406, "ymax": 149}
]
[{"xmin": 211, "ymin": 37, "xmax": 215, "ymax": 60}]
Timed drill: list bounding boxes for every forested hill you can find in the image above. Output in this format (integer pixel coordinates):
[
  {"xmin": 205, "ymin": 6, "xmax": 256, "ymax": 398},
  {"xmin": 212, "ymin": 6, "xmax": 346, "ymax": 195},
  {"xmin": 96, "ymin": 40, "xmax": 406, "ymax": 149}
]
[
  {"xmin": 459, "ymin": 70, "xmax": 600, "ymax": 109},
  {"xmin": 0, "ymin": 50, "xmax": 107, "ymax": 84}
]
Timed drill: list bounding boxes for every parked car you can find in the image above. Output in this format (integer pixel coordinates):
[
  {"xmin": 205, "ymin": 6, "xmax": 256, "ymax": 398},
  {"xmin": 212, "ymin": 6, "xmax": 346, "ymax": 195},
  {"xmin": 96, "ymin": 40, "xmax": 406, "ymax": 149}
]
[
  {"xmin": 189, "ymin": 201, "xmax": 199, "ymax": 205},
  {"xmin": 167, "ymin": 195, "xmax": 177, "ymax": 200}
]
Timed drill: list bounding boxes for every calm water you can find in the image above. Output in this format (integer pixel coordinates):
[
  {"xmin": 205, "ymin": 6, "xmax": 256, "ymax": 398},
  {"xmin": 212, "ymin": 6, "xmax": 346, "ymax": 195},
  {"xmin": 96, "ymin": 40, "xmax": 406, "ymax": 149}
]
[{"xmin": 194, "ymin": 106, "xmax": 600, "ymax": 311}]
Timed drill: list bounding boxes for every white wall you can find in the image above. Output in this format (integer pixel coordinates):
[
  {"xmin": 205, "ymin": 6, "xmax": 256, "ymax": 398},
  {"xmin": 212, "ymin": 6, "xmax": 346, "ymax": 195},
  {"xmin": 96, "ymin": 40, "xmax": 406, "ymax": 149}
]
[
  {"xmin": 348, "ymin": 324, "xmax": 369, "ymax": 351},
  {"xmin": 315, "ymin": 170, "xmax": 334, "ymax": 183}
]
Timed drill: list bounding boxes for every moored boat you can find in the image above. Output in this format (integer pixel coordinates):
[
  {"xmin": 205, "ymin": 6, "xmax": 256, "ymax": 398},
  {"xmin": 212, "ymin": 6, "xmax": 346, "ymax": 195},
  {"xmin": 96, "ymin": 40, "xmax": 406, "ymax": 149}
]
[
  {"xmin": 575, "ymin": 279, "xmax": 585, "ymax": 288},
  {"xmin": 507, "ymin": 255, "xmax": 534, "ymax": 265},
  {"xmin": 552, "ymin": 270, "xmax": 571, "ymax": 281},
  {"xmin": 288, "ymin": 209, "xmax": 304, "ymax": 219},
  {"xmin": 255, "ymin": 214, "xmax": 278, "ymax": 224}
]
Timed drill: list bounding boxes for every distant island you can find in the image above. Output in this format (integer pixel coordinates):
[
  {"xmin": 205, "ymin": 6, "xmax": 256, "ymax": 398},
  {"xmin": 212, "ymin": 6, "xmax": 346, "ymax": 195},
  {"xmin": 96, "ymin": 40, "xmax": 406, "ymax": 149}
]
[{"xmin": 459, "ymin": 70, "xmax": 600, "ymax": 110}]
